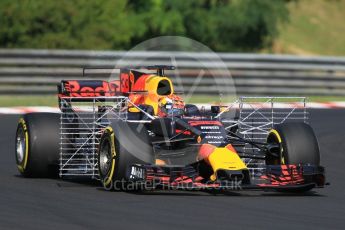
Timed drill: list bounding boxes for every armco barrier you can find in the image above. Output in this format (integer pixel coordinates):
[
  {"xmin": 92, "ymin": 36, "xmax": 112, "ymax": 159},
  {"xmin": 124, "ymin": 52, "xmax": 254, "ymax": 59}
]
[{"xmin": 0, "ymin": 49, "xmax": 345, "ymax": 96}]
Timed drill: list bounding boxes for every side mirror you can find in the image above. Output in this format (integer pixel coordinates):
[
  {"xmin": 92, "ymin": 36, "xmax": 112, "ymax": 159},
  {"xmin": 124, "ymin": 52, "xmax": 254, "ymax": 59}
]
[
  {"xmin": 184, "ymin": 104, "xmax": 201, "ymax": 116},
  {"xmin": 211, "ymin": 106, "xmax": 220, "ymax": 114}
]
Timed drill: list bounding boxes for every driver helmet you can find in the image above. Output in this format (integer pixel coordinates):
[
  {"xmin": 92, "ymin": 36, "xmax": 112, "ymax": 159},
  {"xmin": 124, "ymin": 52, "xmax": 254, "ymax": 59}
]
[{"xmin": 158, "ymin": 95, "xmax": 185, "ymax": 117}]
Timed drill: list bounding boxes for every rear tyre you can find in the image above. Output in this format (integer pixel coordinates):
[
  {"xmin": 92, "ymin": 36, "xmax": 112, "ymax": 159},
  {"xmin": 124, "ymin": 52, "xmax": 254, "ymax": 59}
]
[
  {"xmin": 15, "ymin": 113, "xmax": 60, "ymax": 177},
  {"xmin": 98, "ymin": 121, "xmax": 154, "ymax": 191}
]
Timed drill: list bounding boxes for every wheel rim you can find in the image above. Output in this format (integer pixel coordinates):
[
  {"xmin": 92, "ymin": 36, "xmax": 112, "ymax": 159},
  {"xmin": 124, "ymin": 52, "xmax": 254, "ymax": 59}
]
[
  {"xmin": 16, "ymin": 126, "xmax": 26, "ymax": 164},
  {"xmin": 266, "ymin": 130, "xmax": 283, "ymax": 165},
  {"xmin": 99, "ymin": 139, "xmax": 112, "ymax": 176}
]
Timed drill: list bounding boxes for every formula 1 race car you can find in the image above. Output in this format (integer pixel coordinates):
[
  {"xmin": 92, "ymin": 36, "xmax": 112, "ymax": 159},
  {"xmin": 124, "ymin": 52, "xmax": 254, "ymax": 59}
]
[{"xmin": 15, "ymin": 65, "xmax": 326, "ymax": 193}]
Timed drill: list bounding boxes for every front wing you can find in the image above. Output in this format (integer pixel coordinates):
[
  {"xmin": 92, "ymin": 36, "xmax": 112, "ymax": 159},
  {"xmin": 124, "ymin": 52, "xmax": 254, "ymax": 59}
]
[{"xmin": 126, "ymin": 164, "xmax": 326, "ymax": 191}]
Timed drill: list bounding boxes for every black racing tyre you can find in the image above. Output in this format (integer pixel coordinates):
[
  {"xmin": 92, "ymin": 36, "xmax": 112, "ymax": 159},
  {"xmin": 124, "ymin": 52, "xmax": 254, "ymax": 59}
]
[
  {"xmin": 15, "ymin": 113, "xmax": 60, "ymax": 177},
  {"xmin": 266, "ymin": 122, "xmax": 320, "ymax": 165},
  {"xmin": 98, "ymin": 121, "xmax": 154, "ymax": 191}
]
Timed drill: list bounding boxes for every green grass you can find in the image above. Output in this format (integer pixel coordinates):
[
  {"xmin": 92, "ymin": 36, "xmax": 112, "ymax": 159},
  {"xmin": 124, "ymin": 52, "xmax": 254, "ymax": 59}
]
[
  {"xmin": 273, "ymin": 0, "xmax": 345, "ymax": 56},
  {"xmin": 0, "ymin": 95, "xmax": 59, "ymax": 107},
  {"xmin": 0, "ymin": 95, "xmax": 344, "ymax": 107}
]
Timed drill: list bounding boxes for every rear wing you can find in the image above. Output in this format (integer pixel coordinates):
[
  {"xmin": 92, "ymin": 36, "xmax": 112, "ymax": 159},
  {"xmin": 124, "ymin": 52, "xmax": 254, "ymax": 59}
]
[
  {"xmin": 58, "ymin": 65, "xmax": 175, "ymax": 98},
  {"xmin": 58, "ymin": 80, "xmax": 120, "ymax": 98}
]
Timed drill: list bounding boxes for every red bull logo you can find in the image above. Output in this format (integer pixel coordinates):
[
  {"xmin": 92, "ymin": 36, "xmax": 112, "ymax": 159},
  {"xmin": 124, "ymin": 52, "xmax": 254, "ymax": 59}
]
[{"xmin": 64, "ymin": 80, "xmax": 118, "ymax": 97}]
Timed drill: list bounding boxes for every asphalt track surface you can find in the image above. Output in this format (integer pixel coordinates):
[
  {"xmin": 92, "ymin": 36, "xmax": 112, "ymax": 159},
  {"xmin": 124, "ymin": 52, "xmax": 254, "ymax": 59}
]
[{"xmin": 1, "ymin": 110, "xmax": 345, "ymax": 230}]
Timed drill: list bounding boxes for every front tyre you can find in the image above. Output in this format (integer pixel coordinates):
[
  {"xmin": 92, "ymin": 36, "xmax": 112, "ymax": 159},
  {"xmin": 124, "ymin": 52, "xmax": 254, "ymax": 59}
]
[
  {"xmin": 266, "ymin": 122, "xmax": 321, "ymax": 193},
  {"xmin": 266, "ymin": 122, "xmax": 320, "ymax": 165},
  {"xmin": 98, "ymin": 121, "xmax": 154, "ymax": 191},
  {"xmin": 98, "ymin": 127, "xmax": 117, "ymax": 190}
]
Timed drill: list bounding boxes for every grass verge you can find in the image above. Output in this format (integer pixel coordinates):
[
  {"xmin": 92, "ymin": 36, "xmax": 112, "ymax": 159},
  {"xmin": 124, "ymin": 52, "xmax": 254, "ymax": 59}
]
[{"xmin": 0, "ymin": 95, "xmax": 344, "ymax": 107}]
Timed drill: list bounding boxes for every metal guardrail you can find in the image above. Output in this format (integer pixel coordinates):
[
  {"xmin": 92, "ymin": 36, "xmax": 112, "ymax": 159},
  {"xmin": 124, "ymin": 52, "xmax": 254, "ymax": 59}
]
[{"xmin": 0, "ymin": 49, "xmax": 345, "ymax": 96}]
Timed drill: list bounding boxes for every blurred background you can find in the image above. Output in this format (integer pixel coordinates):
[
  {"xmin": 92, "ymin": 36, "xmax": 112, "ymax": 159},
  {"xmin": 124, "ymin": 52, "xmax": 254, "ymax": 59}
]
[{"xmin": 0, "ymin": 0, "xmax": 345, "ymax": 106}]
